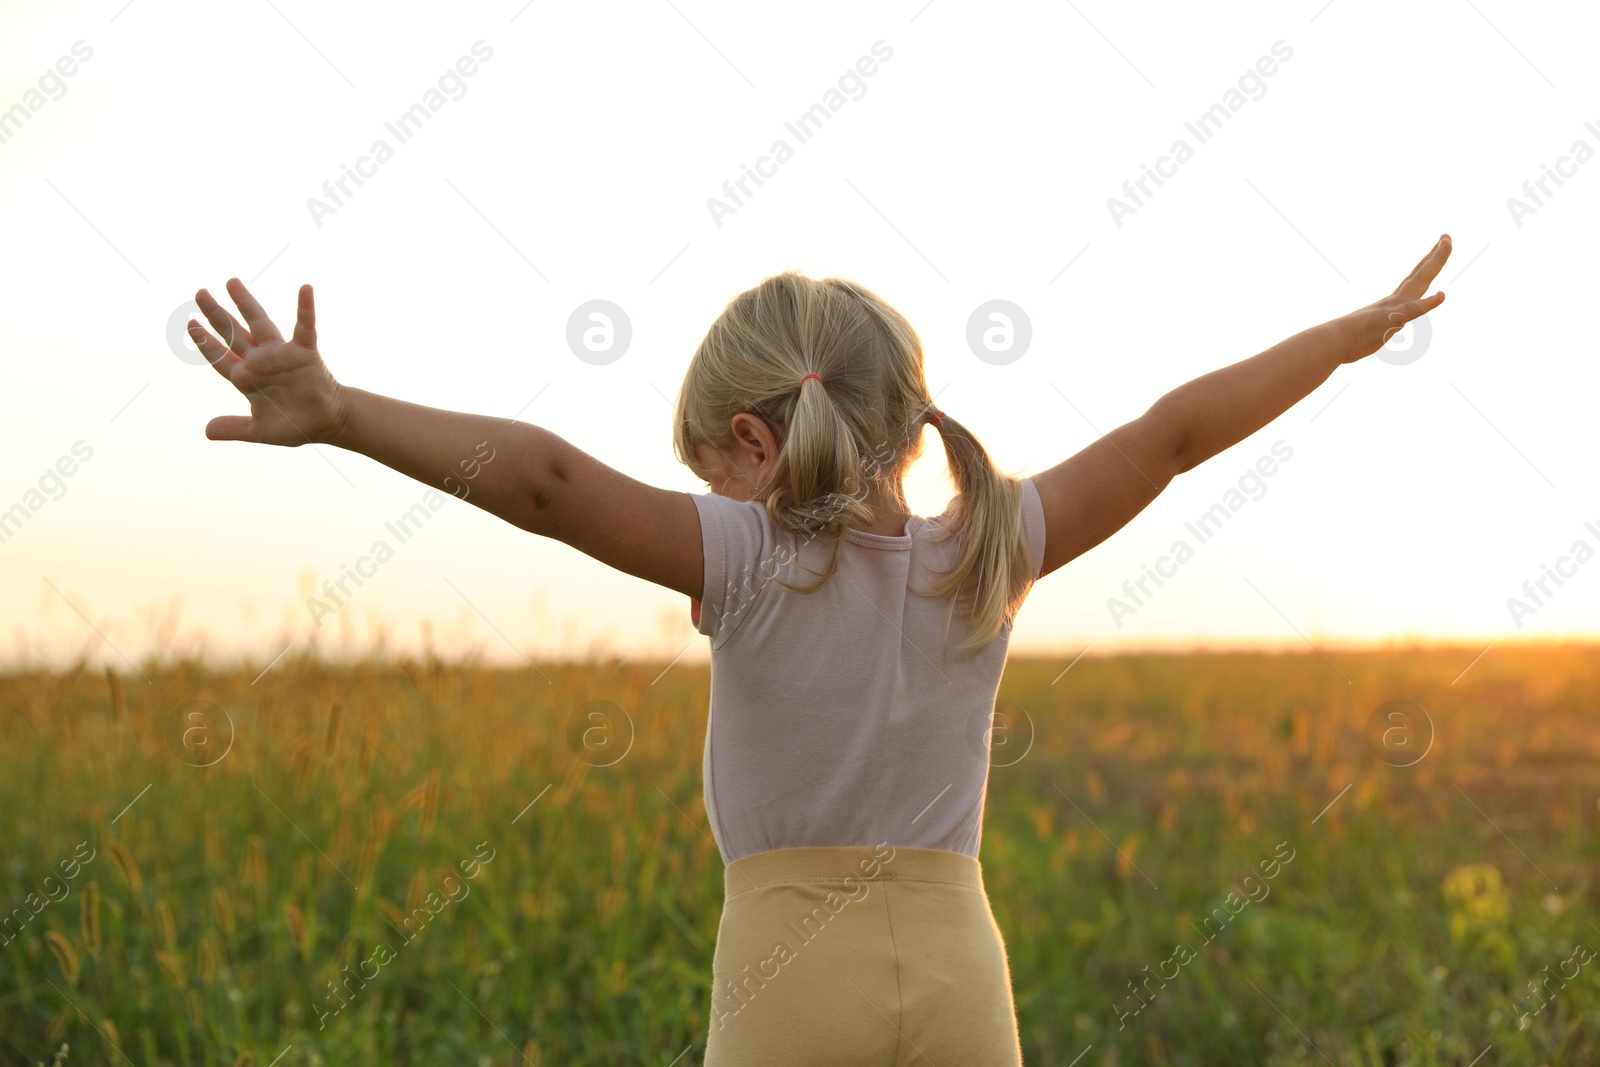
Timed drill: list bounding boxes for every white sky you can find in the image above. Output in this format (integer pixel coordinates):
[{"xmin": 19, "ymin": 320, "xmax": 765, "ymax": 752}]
[{"xmin": 1, "ymin": 0, "xmax": 1596, "ymax": 671}]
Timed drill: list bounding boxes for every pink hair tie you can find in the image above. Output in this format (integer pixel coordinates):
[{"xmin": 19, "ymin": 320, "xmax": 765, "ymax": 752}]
[
  {"xmin": 800, "ymin": 373, "xmax": 820, "ymax": 386},
  {"xmin": 928, "ymin": 410, "xmax": 945, "ymax": 427}
]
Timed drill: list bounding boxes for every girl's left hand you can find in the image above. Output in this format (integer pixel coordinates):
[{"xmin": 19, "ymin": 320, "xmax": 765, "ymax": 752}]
[
  {"xmin": 190, "ymin": 279, "xmax": 348, "ymax": 446},
  {"xmin": 1343, "ymin": 234, "xmax": 1451, "ymax": 362}
]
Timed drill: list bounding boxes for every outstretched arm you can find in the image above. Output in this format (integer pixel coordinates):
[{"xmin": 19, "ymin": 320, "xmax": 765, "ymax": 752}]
[
  {"xmin": 188, "ymin": 278, "xmax": 704, "ymax": 600},
  {"xmin": 1032, "ymin": 234, "xmax": 1452, "ymax": 578}
]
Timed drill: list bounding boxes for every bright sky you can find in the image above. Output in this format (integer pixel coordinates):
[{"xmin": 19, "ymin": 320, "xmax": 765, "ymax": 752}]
[{"xmin": 1, "ymin": 0, "xmax": 1595, "ymax": 672}]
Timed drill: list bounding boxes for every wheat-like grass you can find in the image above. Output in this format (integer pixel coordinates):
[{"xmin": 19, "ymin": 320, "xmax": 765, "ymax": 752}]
[
  {"xmin": 77, "ymin": 881, "xmax": 99, "ymax": 957},
  {"xmin": 104, "ymin": 840, "xmax": 140, "ymax": 894},
  {"xmin": 284, "ymin": 903, "xmax": 307, "ymax": 959},
  {"xmin": 44, "ymin": 931, "xmax": 79, "ymax": 985}
]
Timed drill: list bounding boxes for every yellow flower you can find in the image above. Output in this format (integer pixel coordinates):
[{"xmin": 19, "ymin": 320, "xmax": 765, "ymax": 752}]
[{"xmin": 1440, "ymin": 863, "xmax": 1509, "ymax": 943}]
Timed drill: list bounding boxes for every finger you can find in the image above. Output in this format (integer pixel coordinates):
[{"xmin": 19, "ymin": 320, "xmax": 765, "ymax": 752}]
[
  {"xmin": 1397, "ymin": 234, "xmax": 1452, "ymax": 297},
  {"xmin": 225, "ymin": 277, "xmax": 284, "ymax": 344},
  {"xmin": 291, "ymin": 283, "xmax": 317, "ymax": 350},
  {"xmin": 195, "ymin": 288, "xmax": 256, "ymax": 355},
  {"xmin": 1383, "ymin": 293, "xmax": 1445, "ymax": 341},
  {"xmin": 1398, "ymin": 292, "xmax": 1446, "ymax": 323},
  {"xmin": 205, "ymin": 414, "xmax": 259, "ymax": 442},
  {"xmin": 188, "ymin": 320, "xmax": 246, "ymax": 381},
  {"xmin": 1407, "ymin": 235, "xmax": 1448, "ymax": 277}
]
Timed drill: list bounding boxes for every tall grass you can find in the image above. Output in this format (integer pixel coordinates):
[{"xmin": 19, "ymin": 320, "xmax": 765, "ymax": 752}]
[{"xmin": 1, "ymin": 645, "xmax": 1596, "ymax": 1065}]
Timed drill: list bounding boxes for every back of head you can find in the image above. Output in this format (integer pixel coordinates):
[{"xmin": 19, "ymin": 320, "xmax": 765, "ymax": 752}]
[{"xmin": 673, "ymin": 269, "xmax": 1034, "ymax": 655}]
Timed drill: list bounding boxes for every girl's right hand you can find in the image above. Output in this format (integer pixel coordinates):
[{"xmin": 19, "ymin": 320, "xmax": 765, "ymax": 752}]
[
  {"xmin": 189, "ymin": 279, "xmax": 349, "ymax": 446},
  {"xmin": 1342, "ymin": 234, "xmax": 1451, "ymax": 363}
]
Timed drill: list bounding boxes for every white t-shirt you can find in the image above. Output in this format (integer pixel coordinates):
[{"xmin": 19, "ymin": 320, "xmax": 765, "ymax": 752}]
[{"xmin": 689, "ymin": 478, "xmax": 1048, "ymax": 863}]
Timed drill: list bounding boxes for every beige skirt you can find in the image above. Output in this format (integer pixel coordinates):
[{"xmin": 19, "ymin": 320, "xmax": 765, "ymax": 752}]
[{"xmin": 704, "ymin": 844, "xmax": 1023, "ymax": 1066}]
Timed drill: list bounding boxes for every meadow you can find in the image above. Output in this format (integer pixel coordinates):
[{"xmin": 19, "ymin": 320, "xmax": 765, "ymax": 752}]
[{"xmin": 1, "ymin": 644, "xmax": 1596, "ymax": 1066}]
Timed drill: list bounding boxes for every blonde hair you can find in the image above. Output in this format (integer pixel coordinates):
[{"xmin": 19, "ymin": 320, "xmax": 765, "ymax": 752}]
[{"xmin": 672, "ymin": 269, "xmax": 1034, "ymax": 655}]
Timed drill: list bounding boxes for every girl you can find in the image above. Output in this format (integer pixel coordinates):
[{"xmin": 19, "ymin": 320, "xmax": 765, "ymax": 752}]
[{"xmin": 189, "ymin": 234, "xmax": 1450, "ymax": 1063}]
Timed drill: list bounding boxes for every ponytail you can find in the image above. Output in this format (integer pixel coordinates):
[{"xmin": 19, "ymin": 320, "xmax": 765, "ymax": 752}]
[
  {"xmin": 763, "ymin": 372, "xmax": 876, "ymax": 595},
  {"xmin": 918, "ymin": 411, "xmax": 1034, "ymax": 655},
  {"xmin": 767, "ymin": 374, "xmax": 873, "ymax": 539}
]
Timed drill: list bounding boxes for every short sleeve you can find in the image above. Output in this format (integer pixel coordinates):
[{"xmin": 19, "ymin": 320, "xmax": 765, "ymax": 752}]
[
  {"xmin": 690, "ymin": 492, "xmax": 776, "ymax": 645},
  {"xmin": 1020, "ymin": 477, "xmax": 1047, "ymax": 581}
]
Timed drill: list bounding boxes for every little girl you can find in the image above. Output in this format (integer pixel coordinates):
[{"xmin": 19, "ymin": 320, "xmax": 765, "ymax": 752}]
[{"xmin": 189, "ymin": 234, "xmax": 1449, "ymax": 1063}]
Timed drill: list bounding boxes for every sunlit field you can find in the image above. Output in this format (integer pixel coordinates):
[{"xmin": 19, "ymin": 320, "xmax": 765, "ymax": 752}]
[{"xmin": 2, "ymin": 645, "xmax": 1596, "ymax": 1066}]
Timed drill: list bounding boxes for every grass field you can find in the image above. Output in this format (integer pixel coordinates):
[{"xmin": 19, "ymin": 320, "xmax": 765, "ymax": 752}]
[{"xmin": 1, "ymin": 644, "xmax": 1596, "ymax": 1065}]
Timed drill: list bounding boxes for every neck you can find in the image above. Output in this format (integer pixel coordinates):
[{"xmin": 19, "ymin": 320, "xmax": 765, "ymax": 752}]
[{"xmin": 852, "ymin": 481, "xmax": 912, "ymax": 536}]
